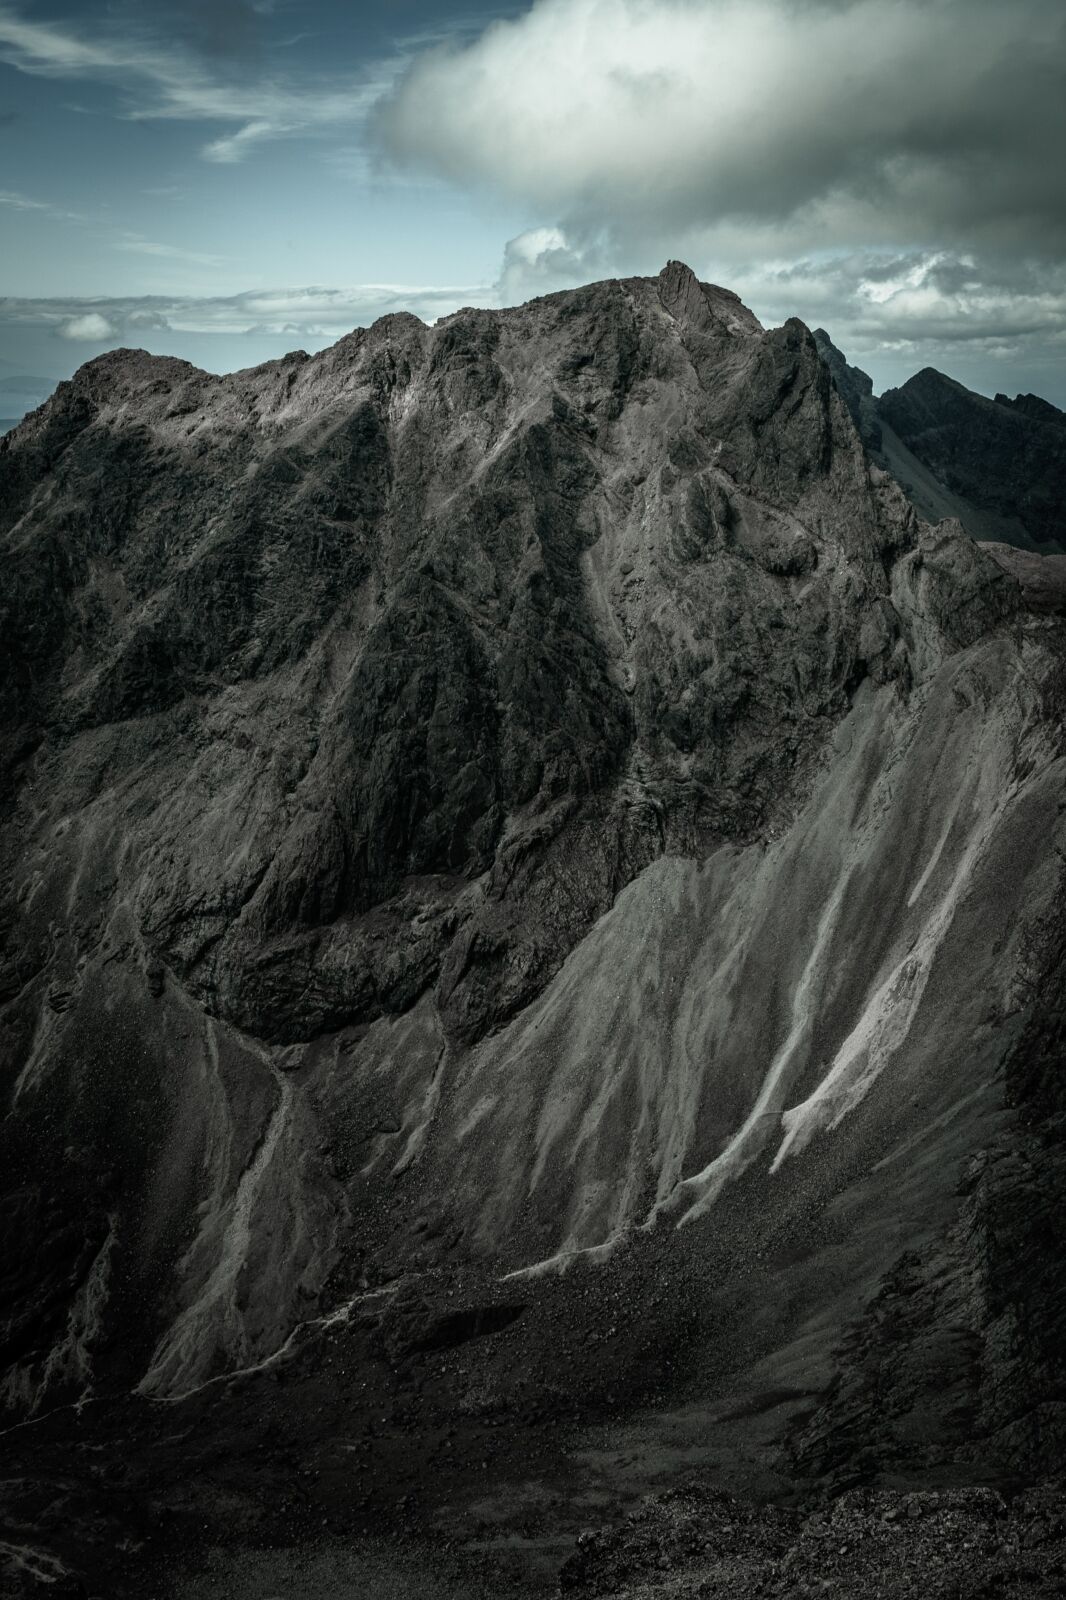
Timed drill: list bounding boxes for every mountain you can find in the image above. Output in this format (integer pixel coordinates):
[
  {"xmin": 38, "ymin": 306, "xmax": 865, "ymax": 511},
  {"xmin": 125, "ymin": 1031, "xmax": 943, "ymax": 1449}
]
[
  {"xmin": 813, "ymin": 331, "xmax": 1066, "ymax": 555},
  {"xmin": 2, "ymin": 263, "xmax": 1065, "ymax": 1598},
  {"xmin": 996, "ymin": 390, "xmax": 1066, "ymax": 431}
]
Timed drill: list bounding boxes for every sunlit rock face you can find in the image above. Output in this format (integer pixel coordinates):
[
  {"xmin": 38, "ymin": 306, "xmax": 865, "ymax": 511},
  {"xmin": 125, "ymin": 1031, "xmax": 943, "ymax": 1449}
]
[{"xmin": 1, "ymin": 263, "xmax": 1063, "ymax": 1478}]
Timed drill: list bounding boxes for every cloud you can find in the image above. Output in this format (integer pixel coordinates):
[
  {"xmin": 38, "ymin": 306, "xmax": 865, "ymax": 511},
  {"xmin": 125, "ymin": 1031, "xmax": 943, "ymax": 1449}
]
[
  {"xmin": 200, "ymin": 118, "xmax": 278, "ymax": 162},
  {"xmin": 126, "ymin": 310, "xmax": 173, "ymax": 330},
  {"xmin": 3, "ymin": 283, "xmax": 494, "ymax": 343},
  {"xmin": 372, "ymin": 0, "xmax": 1066, "ymax": 383},
  {"xmin": 0, "ymin": 2, "xmax": 391, "ymax": 163},
  {"xmin": 377, "ymin": 0, "xmax": 1066, "ymax": 256},
  {"xmin": 499, "ymin": 226, "xmax": 612, "ymax": 302},
  {"xmin": 56, "ymin": 312, "xmax": 121, "ymax": 341},
  {"xmin": 117, "ymin": 235, "xmax": 226, "ymax": 265},
  {"xmin": 730, "ymin": 251, "xmax": 1066, "ymax": 356},
  {"xmin": 0, "ymin": 187, "xmax": 87, "ymax": 223}
]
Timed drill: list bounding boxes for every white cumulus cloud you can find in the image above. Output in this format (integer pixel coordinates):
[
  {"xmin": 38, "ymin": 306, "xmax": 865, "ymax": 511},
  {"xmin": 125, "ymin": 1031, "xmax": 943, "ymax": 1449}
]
[
  {"xmin": 378, "ymin": 0, "xmax": 1066, "ymax": 256},
  {"xmin": 56, "ymin": 311, "xmax": 121, "ymax": 341}
]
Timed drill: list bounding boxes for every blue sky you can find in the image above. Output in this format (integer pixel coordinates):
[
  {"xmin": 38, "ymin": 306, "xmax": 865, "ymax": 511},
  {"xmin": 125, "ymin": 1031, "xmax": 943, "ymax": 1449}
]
[{"xmin": 2, "ymin": 0, "xmax": 1064, "ymax": 414}]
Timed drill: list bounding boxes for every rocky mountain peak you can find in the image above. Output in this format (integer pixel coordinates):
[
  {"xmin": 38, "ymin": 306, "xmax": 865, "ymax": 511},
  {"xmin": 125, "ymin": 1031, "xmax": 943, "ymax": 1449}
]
[
  {"xmin": 1, "ymin": 265, "xmax": 1063, "ymax": 1598},
  {"xmin": 657, "ymin": 258, "xmax": 763, "ymax": 338},
  {"xmin": 995, "ymin": 390, "xmax": 1066, "ymax": 430}
]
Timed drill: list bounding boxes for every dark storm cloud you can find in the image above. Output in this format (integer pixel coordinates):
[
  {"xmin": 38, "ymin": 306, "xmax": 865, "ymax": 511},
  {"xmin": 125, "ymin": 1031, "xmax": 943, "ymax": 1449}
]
[{"xmin": 376, "ymin": 0, "xmax": 1066, "ymax": 256}]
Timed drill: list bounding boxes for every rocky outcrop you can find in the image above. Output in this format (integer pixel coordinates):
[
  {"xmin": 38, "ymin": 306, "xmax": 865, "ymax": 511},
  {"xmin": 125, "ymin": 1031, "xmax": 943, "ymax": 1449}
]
[
  {"xmin": 2, "ymin": 265, "xmax": 1010, "ymax": 1065},
  {"xmin": 984, "ymin": 542, "xmax": 1066, "ymax": 614},
  {"xmin": 0, "ymin": 262, "xmax": 1064, "ymax": 1595}
]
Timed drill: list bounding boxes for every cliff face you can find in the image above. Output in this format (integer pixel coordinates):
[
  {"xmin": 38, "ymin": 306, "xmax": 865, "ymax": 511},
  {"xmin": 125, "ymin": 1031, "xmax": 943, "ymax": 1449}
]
[{"xmin": 1, "ymin": 263, "xmax": 1064, "ymax": 1592}]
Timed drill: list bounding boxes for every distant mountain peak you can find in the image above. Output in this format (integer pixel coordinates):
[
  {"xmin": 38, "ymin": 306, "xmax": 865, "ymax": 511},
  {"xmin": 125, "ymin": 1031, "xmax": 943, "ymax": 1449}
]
[
  {"xmin": 814, "ymin": 335, "xmax": 1065, "ymax": 554},
  {"xmin": 995, "ymin": 390, "xmax": 1066, "ymax": 430}
]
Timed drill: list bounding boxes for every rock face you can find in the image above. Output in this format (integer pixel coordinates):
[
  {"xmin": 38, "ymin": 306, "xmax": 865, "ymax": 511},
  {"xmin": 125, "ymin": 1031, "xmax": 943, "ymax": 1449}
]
[
  {"xmin": 983, "ymin": 541, "xmax": 1066, "ymax": 615},
  {"xmin": 1, "ymin": 263, "xmax": 1065, "ymax": 1593}
]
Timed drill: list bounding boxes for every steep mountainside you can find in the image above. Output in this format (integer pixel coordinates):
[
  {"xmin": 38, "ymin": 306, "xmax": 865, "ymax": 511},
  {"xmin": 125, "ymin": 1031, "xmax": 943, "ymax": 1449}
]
[{"xmin": 1, "ymin": 264, "xmax": 1064, "ymax": 1597}]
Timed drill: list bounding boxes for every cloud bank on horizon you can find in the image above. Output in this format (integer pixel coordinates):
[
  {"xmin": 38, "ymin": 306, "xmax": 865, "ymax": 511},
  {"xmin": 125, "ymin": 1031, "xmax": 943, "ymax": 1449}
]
[{"xmin": 0, "ymin": 0, "xmax": 1064, "ymax": 405}]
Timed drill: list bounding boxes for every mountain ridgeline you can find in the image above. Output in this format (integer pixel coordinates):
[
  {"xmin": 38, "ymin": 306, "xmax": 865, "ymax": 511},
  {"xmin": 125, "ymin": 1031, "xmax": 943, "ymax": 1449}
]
[
  {"xmin": 1, "ymin": 263, "xmax": 1065, "ymax": 1597},
  {"xmin": 813, "ymin": 328, "xmax": 1066, "ymax": 556}
]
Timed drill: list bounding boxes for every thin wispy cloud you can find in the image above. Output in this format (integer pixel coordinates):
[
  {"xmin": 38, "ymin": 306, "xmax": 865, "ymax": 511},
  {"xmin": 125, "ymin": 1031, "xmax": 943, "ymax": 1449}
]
[
  {"xmin": 0, "ymin": 186, "xmax": 224, "ymax": 272},
  {"xmin": 117, "ymin": 235, "xmax": 227, "ymax": 267},
  {"xmin": 0, "ymin": 187, "xmax": 87, "ymax": 223},
  {"xmin": 0, "ymin": 2, "xmax": 392, "ymax": 162}
]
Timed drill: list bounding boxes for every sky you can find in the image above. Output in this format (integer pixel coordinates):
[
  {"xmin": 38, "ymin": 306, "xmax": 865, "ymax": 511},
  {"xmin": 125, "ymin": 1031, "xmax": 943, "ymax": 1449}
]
[{"xmin": 1, "ymin": 0, "xmax": 1064, "ymax": 418}]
